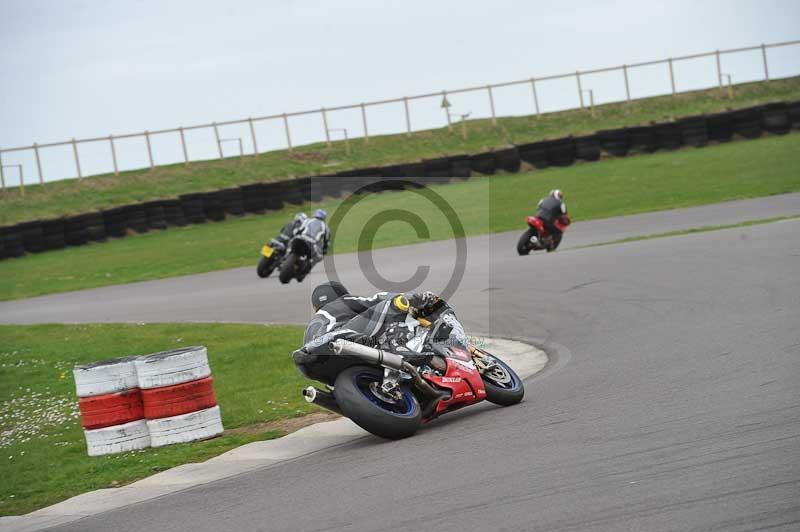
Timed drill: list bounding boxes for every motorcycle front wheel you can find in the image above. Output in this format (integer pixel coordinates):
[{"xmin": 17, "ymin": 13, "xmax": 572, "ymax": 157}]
[
  {"xmin": 475, "ymin": 350, "xmax": 524, "ymax": 406},
  {"xmin": 256, "ymin": 255, "xmax": 277, "ymax": 278},
  {"xmin": 333, "ymin": 366, "xmax": 421, "ymax": 440},
  {"xmin": 278, "ymin": 253, "xmax": 296, "ymax": 284},
  {"xmin": 517, "ymin": 228, "xmax": 536, "ymax": 256}
]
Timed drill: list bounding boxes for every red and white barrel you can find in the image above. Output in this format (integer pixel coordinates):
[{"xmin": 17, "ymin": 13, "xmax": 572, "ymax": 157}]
[
  {"xmin": 73, "ymin": 357, "xmax": 150, "ymax": 456},
  {"xmin": 135, "ymin": 346, "xmax": 223, "ymax": 447}
]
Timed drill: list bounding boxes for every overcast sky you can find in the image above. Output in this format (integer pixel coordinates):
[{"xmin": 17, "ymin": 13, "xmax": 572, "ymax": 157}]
[{"xmin": 1, "ymin": 0, "xmax": 799, "ymax": 183}]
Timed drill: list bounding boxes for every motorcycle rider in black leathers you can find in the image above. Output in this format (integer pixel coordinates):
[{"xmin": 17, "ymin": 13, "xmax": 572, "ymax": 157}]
[
  {"xmin": 292, "ymin": 282, "xmax": 457, "ymax": 384},
  {"xmin": 274, "ymin": 212, "xmax": 307, "ymax": 250},
  {"xmin": 297, "ymin": 209, "xmax": 331, "ymax": 262},
  {"xmin": 536, "ymin": 189, "xmax": 568, "ymax": 251}
]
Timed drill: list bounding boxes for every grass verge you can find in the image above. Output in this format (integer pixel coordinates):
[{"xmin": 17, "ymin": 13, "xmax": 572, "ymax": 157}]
[
  {"xmin": 1, "ymin": 133, "xmax": 799, "ymax": 301},
  {"xmin": 1, "ymin": 77, "xmax": 799, "ymax": 225},
  {"xmin": 579, "ymin": 215, "xmax": 800, "ymax": 248},
  {"xmin": 0, "ymin": 323, "xmax": 313, "ymax": 516}
]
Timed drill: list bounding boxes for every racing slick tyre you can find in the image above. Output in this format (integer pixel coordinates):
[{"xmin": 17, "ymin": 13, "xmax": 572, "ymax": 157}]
[
  {"xmin": 278, "ymin": 253, "xmax": 296, "ymax": 284},
  {"xmin": 257, "ymin": 256, "xmax": 276, "ymax": 278},
  {"xmin": 334, "ymin": 366, "xmax": 421, "ymax": 440},
  {"xmin": 517, "ymin": 228, "xmax": 535, "ymax": 256},
  {"xmin": 476, "ymin": 351, "xmax": 524, "ymax": 406}
]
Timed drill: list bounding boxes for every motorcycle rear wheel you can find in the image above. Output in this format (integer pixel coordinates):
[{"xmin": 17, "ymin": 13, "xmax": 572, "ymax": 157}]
[
  {"xmin": 256, "ymin": 255, "xmax": 276, "ymax": 278},
  {"xmin": 334, "ymin": 366, "xmax": 421, "ymax": 440},
  {"xmin": 517, "ymin": 228, "xmax": 535, "ymax": 256},
  {"xmin": 278, "ymin": 253, "xmax": 296, "ymax": 284}
]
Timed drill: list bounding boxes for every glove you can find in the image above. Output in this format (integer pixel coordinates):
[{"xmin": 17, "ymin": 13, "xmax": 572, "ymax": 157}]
[{"xmin": 409, "ymin": 291, "xmax": 440, "ymax": 316}]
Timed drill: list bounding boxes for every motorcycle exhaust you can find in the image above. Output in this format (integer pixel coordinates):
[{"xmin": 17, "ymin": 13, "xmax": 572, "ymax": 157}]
[
  {"xmin": 329, "ymin": 340, "xmax": 447, "ymax": 402},
  {"xmin": 302, "ymin": 386, "xmax": 343, "ymax": 416},
  {"xmin": 329, "ymin": 339, "xmax": 405, "ymax": 371}
]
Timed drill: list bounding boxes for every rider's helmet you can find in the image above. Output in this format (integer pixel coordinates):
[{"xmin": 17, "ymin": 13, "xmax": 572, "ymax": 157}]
[
  {"xmin": 311, "ymin": 281, "xmax": 348, "ymax": 311},
  {"xmin": 313, "ymin": 209, "xmax": 327, "ymax": 220},
  {"xmin": 294, "ymin": 212, "xmax": 308, "ymax": 224},
  {"xmin": 550, "ymin": 189, "xmax": 564, "ymax": 201}
]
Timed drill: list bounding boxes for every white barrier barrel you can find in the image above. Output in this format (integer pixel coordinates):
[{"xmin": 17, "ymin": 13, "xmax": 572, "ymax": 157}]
[
  {"xmin": 83, "ymin": 419, "xmax": 151, "ymax": 457},
  {"xmin": 137, "ymin": 346, "xmax": 223, "ymax": 447},
  {"xmin": 74, "ymin": 357, "xmax": 147, "ymax": 456},
  {"xmin": 134, "ymin": 346, "xmax": 211, "ymax": 389},
  {"xmin": 73, "ymin": 356, "xmax": 139, "ymax": 397},
  {"xmin": 147, "ymin": 405, "xmax": 224, "ymax": 447}
]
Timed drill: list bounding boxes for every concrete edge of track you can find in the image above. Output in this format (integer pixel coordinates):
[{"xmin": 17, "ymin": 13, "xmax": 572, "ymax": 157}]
[{"xmin": 0, "ymin": 336, "xmax": 550, "ymax": 532}]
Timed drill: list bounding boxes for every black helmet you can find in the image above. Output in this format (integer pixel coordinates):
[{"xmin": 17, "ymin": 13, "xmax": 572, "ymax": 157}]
[{"xmin": 311, "ymin": 281, "xmax": 348, "ymax": 311}]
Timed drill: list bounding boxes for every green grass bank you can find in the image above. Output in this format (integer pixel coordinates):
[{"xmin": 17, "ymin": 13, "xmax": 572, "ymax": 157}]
[{"xmin": 1, "ymin": 133, "xmax": 798, "ymax": 301}]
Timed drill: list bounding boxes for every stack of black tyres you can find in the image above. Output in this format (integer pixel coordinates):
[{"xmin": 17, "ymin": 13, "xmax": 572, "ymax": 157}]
[
  {"xmin": 574, "ymin": 135, "xmax": 601, "ymax": 161},
  {"xmin": 678, "ymin": 116, "xmax": 709, "ymax": 147},
  {"xmin": 218, "ymin": 187, "xmax": 246, "ymax": 216},
  {"xmin": 103, "ymin": 207, "xmax": 128, "ymax": 237},
  {"xmin": 469, "ymin": 152, "xmax": 496, "ymax": 175},
  {"xmin": 64, "ymin": 215, "xmax": 89, "ymax": 246},
  {"xmin": 125, "ymin": 204, "xmax": 149, "ymax": 233},
  {"xmin": 517, "ymin": 141, "xmax": 549, "ymax": 169},
  {"xmin": 282, "ymin": 179, "xmax": 305, "ymax": 205},
  {"xmin": 317, "ymin": 175, "xmax": 344, "ymax": 199},
  {"xmin": 377, "ymin": 165, "xmax": 409, "ymax": 191},
  {"xmin": 760, "ymin": 103, "xmax": 790, "ymax": 135},
  {"xmin": 732, "ymin": 107, "xmax": 761, "ymax": 139},
  {"xmin": 653, "ymin": 122, "xmax": 682, "ymax": 150},
  {"xmin": 201, "ymin": 191, "xmax": 226, "ymax": 221},
  {"xmin": 300, "ymin": 176, "xmax": 325, "ymax": 202},
  {"xmin": 240, "ymin": 183, "xmax": 267, "ymax": 213},
  {"xmin": 628, "ymin": 126, "xmax": 658, "ymax": 153},
  {"xmin": 391, "ymin": 163, "xmax": 424, "ymax": 188},
  {"xmin": 19, "ymin": 221, "xmax": 45, "ymax": 253},
  {"xmin": 259, "ymin": 182, "xmax": 285, "ymax": 210},
  {"xmin": 143, "ymin": 201, "xmax": 167, "ymax": 230},
  {"xmin": 1, "ymin": 227, "xmax": 24, "ymax": 258},
  {"xmin": 162, "ymin": 199, "xmax": 187, "ymax": 226},
  {"xmin": 84, "ymin": 212, "xmax": 107, "ymax": 241},
  {"xmin": 706, "ymin": 112, "xmax": 735, "ymax": 142},
  {"xmin": 180, "ymin": 193, "xmax": 206, "ymax": 224},
  {"xmin": 597, "ymin": 129, "xmax": 630, "ymax": 157},
  {"xmin": 41, "ymin": 218, "xmax": 66, "ymax": 251},
  {"xmin": 449, "ymin": 155, "xmax": 471, "ymax": 179},
  {"xmin": 545, "ymin": 138, "xmax": 576, "ymax": 167},
  {"xmin": 788, "ymin": 101, "xmax": 800, "ymax": 129},
  {"xmin": 423, "ymin": 157, "xmax": 452, "ymax": 184},
  {"xmin": 494, "ymin": 148, "xmax": 521, "ymax": 173}
]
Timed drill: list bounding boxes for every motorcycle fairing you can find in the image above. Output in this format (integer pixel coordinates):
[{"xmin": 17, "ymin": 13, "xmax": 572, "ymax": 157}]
[{"xmin": 424, "ymin": 346, "xmax": 486, "ymax": 416}]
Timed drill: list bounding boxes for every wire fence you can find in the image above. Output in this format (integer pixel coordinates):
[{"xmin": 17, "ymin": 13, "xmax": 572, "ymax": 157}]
[{"xmin": 1, "ymin": 39, "xmax": 799, "ymax": 189}]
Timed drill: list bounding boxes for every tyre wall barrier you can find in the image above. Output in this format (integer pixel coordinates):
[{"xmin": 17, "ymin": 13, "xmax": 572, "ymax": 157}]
[
  {"xmin": 73, "ymin": 346, "xmax": 222, "ymax": 455},
  {"xmin": 574, "ymin": 135, "xmax": 601, "ymax": 161},
  {"xmin": 2, "ymin": 101, "xmax": 797, "ymax": 261},
  {"xmin": 597, "ymin": 128, "xmax": 630, "ymax": 157},
  {"xmin": 517, "ymin": 141, "xmax": 549, "ymax": 169},
  {"xmin": 143, "ymin": 201, "xmax": 167, "ymax": 230}
]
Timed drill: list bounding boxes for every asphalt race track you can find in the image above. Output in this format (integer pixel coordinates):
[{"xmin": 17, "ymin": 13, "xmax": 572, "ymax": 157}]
[{"xmin": 3, "ymin": 194, "xmax": 800, "ymax": 531}]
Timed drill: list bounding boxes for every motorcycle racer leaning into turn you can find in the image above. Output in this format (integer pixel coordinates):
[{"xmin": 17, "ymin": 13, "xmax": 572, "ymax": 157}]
[
  {"xmin": 292, "ymin": 282, "xmax": 464, "ymax": 384},
  {"xmin": 534, "ymin": 189, "xmax": 568, "ymax": 251},
  {"xmin": 294, "ymin": 209, "xmax": 331, "ymax": 265}
]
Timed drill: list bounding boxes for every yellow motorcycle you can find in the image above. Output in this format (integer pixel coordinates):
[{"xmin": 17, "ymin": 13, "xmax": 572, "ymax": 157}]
[{"xmin": 256, "ymin": 239, "xmax": 286, "ymax": 278}]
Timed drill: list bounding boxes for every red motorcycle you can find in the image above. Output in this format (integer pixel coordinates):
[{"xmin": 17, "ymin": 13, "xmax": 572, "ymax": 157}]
[
  {"xmin": 301, "ymin": 306, "xmax": 524, "ymax": 440},
  {"xmin": 517, "ymin": 214, "xmax": 571, "ymax": 255}
]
